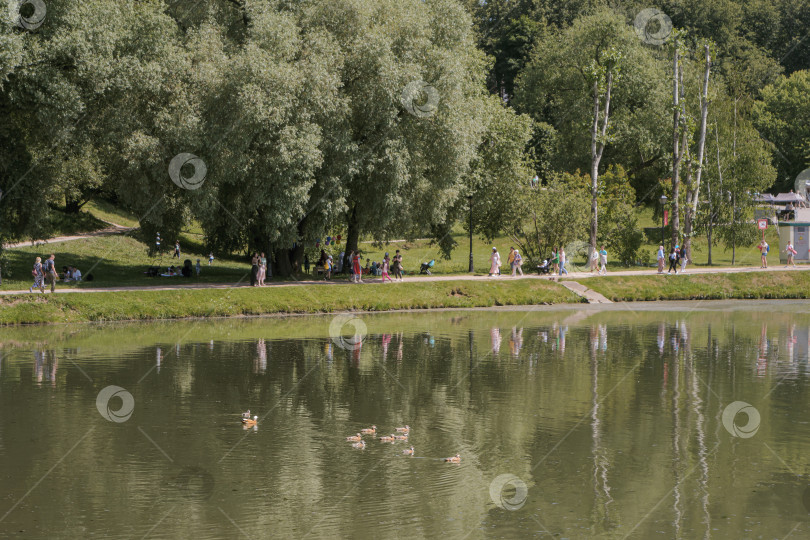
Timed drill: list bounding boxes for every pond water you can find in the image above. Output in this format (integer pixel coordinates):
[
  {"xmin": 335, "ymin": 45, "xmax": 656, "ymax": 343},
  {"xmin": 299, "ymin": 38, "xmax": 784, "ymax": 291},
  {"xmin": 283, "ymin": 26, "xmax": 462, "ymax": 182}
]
[{"xmin": 2, "ymin": 301, "xmax": 810, "ymax": 539}]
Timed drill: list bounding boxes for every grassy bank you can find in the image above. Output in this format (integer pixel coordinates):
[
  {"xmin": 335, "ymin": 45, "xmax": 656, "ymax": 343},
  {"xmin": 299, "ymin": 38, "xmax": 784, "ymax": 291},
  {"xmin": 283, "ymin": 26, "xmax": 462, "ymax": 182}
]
[
  {"xmin": 0, "ymin": 279, "xmax": 582, "ymax": 325},
  {"xmin": 577, "ymin": 270, "xmax": 810, "ymax": 302}
]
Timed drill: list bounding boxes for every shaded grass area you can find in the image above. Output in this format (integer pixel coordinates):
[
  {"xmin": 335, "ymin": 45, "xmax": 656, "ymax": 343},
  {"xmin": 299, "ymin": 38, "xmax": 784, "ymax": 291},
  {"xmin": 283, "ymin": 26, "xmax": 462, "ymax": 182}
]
[
  {"xmin": 0, "ymin": 279, "xmax": 583, "ymax": 325},
  {"xmin": 577, "ymin": 271, "xmax": 810, "ymax": 301},
  {"xmin": 1, "ymin": 234, "xmax": 250, "ymax": 290},
  {"xmin": 83, "ymin": 199, "xmax": 141, "ymax": 228}
]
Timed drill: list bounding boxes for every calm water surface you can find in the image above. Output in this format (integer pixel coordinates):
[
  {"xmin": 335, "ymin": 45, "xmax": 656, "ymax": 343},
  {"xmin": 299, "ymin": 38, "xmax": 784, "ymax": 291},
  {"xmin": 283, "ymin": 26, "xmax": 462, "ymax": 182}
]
[{"xmin": 2, "ymin": 302, "xmax": 810, "ymax": 539}]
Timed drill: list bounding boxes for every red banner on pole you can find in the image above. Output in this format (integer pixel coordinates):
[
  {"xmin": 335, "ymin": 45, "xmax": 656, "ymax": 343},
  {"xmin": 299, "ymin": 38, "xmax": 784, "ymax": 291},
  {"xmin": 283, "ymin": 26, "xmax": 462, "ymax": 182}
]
[{"xmin": 664, "ymin": 210, "xmax": 669, "ymax": 226}]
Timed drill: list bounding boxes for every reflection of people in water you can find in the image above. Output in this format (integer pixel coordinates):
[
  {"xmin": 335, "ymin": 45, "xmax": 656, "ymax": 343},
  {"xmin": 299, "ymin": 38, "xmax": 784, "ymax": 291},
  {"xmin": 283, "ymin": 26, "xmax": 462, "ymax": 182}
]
[
  {"xmin": 156, "ymin": 346, "xmax": 162, "ymax": 373},
  {"xmin": 509, "ymin": 327, "xmax": 523, "ymax": 357},
  {"xmin": 255, "ymin": 338, "xmax": 267, "ymax": 374},
  {"xmin": 382, "ymin": 334, "xmax": 392, "ymax": 362},
  {"xmin": 352, "ymin": 337, "xmax": 362, "ymax": 364},
  {"xmin": 490, "ymin": 328, "xmax": 502, "ymax": 355},
  {"xmin": 324, "ymin": 342, "xmax": 333, "ymax": 364},
  {"xmin": 34, "ymin": 350, "xmax": 58, "ymax": 386},
  {"xmin": 657, "ymin": 323, "xmax": 665, "ymax": 355},
  {"xmin": 599, "ymin": 324, "xmax": 607, "ymax": 352},
  {"xmin": 396, "ymin": 333, "xmax": 404, "ymax": 363},
  {"xmin": 787, "ymin": 323, "xmax": 796, "ymax": 363},
  {"xmin": 755, "ymin": 324, "xmax": 769, "ymax": 378}
]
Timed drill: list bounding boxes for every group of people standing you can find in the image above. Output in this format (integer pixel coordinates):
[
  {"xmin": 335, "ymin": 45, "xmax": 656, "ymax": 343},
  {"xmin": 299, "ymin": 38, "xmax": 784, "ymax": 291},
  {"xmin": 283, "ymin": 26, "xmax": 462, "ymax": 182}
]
[
  {"xmin": 250, "ymin": 252, "xmax": 269, "ymax": 286},
  {"xmin": 316, "ymin": 249, "xmax": 404, "ymax": 282},
  {"xmin": 29, "ymin": 254, "xmax": 58, "ymax": 293},
  {"xmin": 657, "ymin": 245, "xmax": 688, "ymax": 274},
  {"xmin": 488, "ymin": 246, "xmax": 526, "ymax": 277}
]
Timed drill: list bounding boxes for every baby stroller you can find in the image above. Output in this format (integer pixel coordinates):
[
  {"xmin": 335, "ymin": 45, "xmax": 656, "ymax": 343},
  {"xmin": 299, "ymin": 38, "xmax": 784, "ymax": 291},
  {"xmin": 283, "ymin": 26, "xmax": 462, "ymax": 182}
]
[
  {"xmin": 420, "ymin": 259, "xmax": 435, "ymax": 275},
  {"xmin": 536, "ymin": 258, "xmax": 551, "ymax": 275}
]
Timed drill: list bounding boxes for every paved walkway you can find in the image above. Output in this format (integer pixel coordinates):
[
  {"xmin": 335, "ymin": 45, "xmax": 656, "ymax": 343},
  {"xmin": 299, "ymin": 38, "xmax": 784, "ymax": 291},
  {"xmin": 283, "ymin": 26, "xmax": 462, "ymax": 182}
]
[
  {"xmin": 559, "ymin": 281, "xmax": 612, "ymax": 303},
  {"xmin": 1, "ymin": 263, "xmax": 807, "ymax": 296}
]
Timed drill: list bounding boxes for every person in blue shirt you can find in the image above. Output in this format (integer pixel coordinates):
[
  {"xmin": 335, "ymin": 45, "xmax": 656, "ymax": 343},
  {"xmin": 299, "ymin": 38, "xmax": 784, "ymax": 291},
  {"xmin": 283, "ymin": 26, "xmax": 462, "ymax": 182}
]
[{"xmin": 657, "ymin": 245, "xmax": 665, "ymax": 274}]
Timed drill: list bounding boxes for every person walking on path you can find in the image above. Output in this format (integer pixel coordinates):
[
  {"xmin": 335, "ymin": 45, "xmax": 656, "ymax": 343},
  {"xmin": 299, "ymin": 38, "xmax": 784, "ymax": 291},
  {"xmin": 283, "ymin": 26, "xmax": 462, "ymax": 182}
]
[
  {"xmin": 208, "ymin": 252, "xmax": 214, "ymax": 265},
  {"xmin": 785, "ymin": 242, "xmax": 797, "ymax": 267},
  {"xmin": 393, "ymin": 250, "xmax": 403, "ymax": 280},
  {"xmin": 381, "ymin": 253, "xmax": 393, "ymax": 282},
  {"xmin": 507, "ymin": 247, "xmax": 515, "ymax": 273},
  {"xmin": 250, "ymin": 253, "xmax": 259, "ymax": 286},
  {"xmin": 174, "ymin": 241, "xmax": 181, "ymax": 259},
  {"xmin": 258, "ymin": 252, "xmax": 267, "ymax": 286},
  {"xmin": 680, "ymin": 248, "xmax": 688, "ymax": 273},
  {"xmin": 551, "ymin": 248, "xmax": 559, "ymax": 274},
  {"xmin": 667, "ymin": 247, "xmax": 679, "ymax": 274},
  {"xmin": 598, "ymin": 246, "xmax": 608, "ymax": 275},
  {"xmin": 29, "ymin": 256, "xmax": 45, "ymax": 293},
  {"xmin": 759, "ymin": 240, "xmax": 769, "ymax": 268},
  {"xmin": 589, "ymin": 248, "xmax": 599, "ymax": 273},
  {"xmin": 304, "ymin": 254, "xmax": 310, "ymax": 275},
  {"xmin": 511, "ymin": 249, "xmax": 524, "ymax": 277},
  {"xmin": 352, "ymin": 251, "xmax": 362, "ymax": 283},
  {"xmin": 43, "ymin": 254, "xmax": 57, "ymax": 293},
  {"xmin": 559, "ymin": 248, "xmax": 568, "ymax": 276},
  {"xmin": 489, "ymin": 247, "xmax": 501, "ymax": 277},
  {"xmin": 657, "ymin": 245, "xmax": 665, "ymax": 274}
]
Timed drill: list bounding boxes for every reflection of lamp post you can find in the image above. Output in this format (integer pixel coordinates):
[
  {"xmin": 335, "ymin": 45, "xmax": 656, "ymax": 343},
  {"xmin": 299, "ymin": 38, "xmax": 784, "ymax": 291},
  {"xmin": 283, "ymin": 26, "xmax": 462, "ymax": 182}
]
[
  {"xmin": 659, "ymin": 195, "xmax": 668, "ymax": 247},
  {"xmin": 468, "ymin": 195, "xmax": 474, "ymax": 273}
]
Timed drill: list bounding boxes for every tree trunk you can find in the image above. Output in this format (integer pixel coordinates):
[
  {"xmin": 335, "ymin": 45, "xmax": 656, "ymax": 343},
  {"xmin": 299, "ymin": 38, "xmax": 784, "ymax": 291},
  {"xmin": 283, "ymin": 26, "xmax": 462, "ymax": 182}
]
[
  {"xmin": 708, "ymin": 122, "xmax": 724, "ymax": 267},
  {"xmin": 671, "ymin": 44, "xmax": 682, "ymax": 249},
  {"xmin": 731, "ymin": 193, "xmax": 736, "ymax": 265},
  {"xmin": 273, "ymin": 247, "xmax": 292, "ymax": 277},
  {"xmin": 589, "ymin": 72, "xmax": 613, "ymax": 257},
  {"xmin": 683, "ymin": 44, "xmax": 712, "ymax": 263},
  {"xmin": 65, "ymin": 192, "xmax": 82, "ymax": 214},
  {"xmin": 344, "ymin": 203, "xmax": 360, "ymax": 273}
]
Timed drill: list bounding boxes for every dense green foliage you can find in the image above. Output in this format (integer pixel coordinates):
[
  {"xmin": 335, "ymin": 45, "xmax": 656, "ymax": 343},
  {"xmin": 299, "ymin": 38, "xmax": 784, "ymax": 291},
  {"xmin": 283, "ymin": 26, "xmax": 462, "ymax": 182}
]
[{"xmin": 1, "ymin": 0, "xmax": 808, "ymax": 275}]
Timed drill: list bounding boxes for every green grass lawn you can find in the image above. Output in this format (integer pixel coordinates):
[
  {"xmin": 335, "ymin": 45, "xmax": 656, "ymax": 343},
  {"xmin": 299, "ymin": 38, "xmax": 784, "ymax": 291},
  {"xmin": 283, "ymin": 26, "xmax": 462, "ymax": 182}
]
[
  {"xmin": 0, "ymin": 279, "xmax": 582, "ymax": 325},
  {"xmin": 578, "ymin": 270, "xmax": 810, "ymax": 302},
  {"xmin": 82, "ymin": 199, "xmax": 141, "ymax": 228},
  {"xmin": 0, "ymin": 233, "xmax": 252, "ymax": 290}
]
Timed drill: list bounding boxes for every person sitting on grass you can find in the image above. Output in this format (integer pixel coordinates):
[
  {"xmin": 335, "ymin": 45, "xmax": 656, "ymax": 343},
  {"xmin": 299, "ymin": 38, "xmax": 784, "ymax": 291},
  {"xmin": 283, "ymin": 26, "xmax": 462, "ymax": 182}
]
[{"xmin": 71, "ymin": 266, "xmax": 82, "ymax": 281}]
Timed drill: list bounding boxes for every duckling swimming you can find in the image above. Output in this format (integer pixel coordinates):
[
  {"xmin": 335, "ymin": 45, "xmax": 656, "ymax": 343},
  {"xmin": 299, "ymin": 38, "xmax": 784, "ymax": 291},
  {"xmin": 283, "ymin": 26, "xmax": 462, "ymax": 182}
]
[
  {"xmin": 393, "ymin": 434, "xmax": 408, "ymax": 441},
  {"xmin": 403, "ymin": 446, "xmax": 414, "ymax": 456},
  {"xmin": 395, "ymin": 425, "xmax": 410, "ymax": 433},
  {"xmin": 379, "ymin": 434, "xmax": 396, "ymax": 443},
  {"xmin": 242, "ymin": 415, "xmax": 258, "ymax": 427},
  {"xmin": 443, "ymin": 454, "xmax": 461, "ymax": 463},
  {"xmin": 360, "ymin": 425, "xmax": 377, "ymax": 434},
  {"xmin": 352, "ymin": 440, "xmax": 366, "ymax": 449},
  {"xmin": 346, "ymin": 433, "xmax": 363, "ymax": 442}
]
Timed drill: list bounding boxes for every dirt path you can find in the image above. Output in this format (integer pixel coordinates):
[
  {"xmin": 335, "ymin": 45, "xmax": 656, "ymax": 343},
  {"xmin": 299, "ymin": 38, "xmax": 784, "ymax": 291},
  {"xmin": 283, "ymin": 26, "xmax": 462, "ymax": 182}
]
[
  {"xmin": 1, "ymin": 263, "xmax": 807, "ymax": 296},
  {"xmin": 3, "ymin": 220, "xmax": 136, "ymax": 250}
]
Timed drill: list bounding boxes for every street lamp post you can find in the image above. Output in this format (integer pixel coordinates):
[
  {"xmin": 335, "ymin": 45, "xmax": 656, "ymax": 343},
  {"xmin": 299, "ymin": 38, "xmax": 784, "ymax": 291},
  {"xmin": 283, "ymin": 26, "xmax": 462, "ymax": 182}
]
[
  {"xmin": 660, "ymin": 194, "xmax": 668, "ymax": 247},
  {"xmin": 468, "ymin": 195, "xmax": 474, "ymax": 273}
]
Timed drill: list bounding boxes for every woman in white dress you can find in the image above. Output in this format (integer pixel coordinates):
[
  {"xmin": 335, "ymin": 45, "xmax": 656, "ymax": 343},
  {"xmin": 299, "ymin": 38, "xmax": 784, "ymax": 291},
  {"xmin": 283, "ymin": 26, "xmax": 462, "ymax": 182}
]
[{"xmin": 489, "ymin": 247, "xmax": 501, "ymax": 277}]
